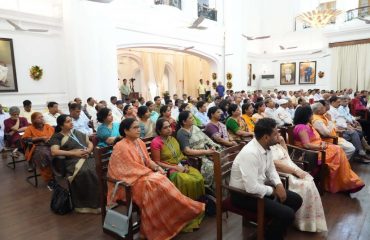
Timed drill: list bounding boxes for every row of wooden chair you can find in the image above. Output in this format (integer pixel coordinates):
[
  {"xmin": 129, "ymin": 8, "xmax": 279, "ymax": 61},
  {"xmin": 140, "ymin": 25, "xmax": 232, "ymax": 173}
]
[{"xmin": 93, "ymin": 135, "xmax": 309, "ymax": 240}]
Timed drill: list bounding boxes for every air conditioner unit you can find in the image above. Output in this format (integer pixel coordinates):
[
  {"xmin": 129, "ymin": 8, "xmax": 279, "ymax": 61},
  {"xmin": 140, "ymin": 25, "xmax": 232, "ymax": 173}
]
[
  {"xmin": 261, "ymin": 74, "xmax": 274, "ymax": 79},
  {"xmin": 87, "ymin": 0, "xmax": 114, "ymax": 3}
]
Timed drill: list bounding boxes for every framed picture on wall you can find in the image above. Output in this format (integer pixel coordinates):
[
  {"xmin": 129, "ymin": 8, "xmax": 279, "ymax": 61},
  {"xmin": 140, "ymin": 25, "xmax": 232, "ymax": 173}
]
[
  {"xmin": 0, "ymin": 38, "xmax": 18, "ymax": 92},
  {"xmin": 299, "ymin": 61, "xmax": 316, "ymax": 84},
  {"xmin": 247, "ymin": 64, "xmax": 252, "ymax": 86},
  {"xmin": 280, "ymin": 63, "xmax": 296, "ymax": 85}
]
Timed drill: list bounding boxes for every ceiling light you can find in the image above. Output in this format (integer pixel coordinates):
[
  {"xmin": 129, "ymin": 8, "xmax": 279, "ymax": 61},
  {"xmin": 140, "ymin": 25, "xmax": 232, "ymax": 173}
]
[{"xmin": 296, "ymin": 8, "xmax": 342, "ymax": 28}]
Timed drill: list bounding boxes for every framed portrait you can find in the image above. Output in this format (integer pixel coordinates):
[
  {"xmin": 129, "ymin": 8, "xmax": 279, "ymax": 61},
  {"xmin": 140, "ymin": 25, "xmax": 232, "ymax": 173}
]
[
  {"xmin": 0, "ymin": 38, "xmax": 18, "ymax": 92},
  {"xmin": 247, "ymin": 64, "xmax": 252, "ymax": 86},
  {"xmin": 299, "ymin": 61, "xmax": 316, "ymax": 84},
  {"xmin": 280, "ymin": 63, "xmax": 296, "ymax": 85}
]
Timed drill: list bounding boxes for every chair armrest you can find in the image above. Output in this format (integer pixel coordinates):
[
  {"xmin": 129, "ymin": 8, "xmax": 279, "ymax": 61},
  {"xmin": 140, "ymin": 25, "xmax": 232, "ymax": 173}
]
[
  {"xmin": 278, "ymin": 172, "xmax": 289, "ymax": 190},
  {"xmin": 321, "ymin": 135, "xmax": 338, "ymax": 145},
  {"xmin": 223, "ymin": 184, "xmax": 262, "ymax": 199},
  {"xmin": 184, "ymin": 155, "xmax": 203, "ymax": 171}
]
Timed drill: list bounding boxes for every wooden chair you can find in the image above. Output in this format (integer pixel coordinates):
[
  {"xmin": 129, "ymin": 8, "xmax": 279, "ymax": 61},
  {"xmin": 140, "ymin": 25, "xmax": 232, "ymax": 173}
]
[
  {"xmin": 94, "ymin": 145, "xmax": 140, "ymax": 240},
  {"xmin": 141, "ymin": 136, "xmax": 155, "ymax": 157},
  {"xmin": 213, "ymin": 144, "xmax": 289, "ymax": 240},
  {"xmin": 284, "ymin": 126, "xmax": 328, "ymax": 194}
]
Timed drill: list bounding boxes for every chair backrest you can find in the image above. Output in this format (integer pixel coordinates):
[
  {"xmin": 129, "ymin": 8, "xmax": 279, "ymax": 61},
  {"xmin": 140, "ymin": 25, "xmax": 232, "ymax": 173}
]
[
  {"xmin": 286, "ymin": 125, "xmax": 295, "ymax": 145},
  {"xmin": 213, "ymin": 144, "xmax": 246, "ymax": 202},
  {"xmin": 141, "ymin": 136, "xmax": 154, "ymax": 157},
  {"xmin": 94, "ymin": 145, "xmax": 114, "ymax": 224}
]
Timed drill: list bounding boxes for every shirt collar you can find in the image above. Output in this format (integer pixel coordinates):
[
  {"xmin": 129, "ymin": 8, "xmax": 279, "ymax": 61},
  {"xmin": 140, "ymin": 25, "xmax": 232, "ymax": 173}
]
[{"xmin": 252, "ymin": 138, "xmax": 267, "ymax": 155}]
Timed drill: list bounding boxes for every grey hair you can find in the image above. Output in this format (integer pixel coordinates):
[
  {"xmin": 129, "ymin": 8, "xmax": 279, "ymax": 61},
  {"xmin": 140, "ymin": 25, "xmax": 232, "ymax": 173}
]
[
  {"xmin": 311, "ymin": 103, "xmax": 323, "ymax": 114},
  {"xmin": 9, "ymin": 106, "xmax": 20, "ymax": 115}
]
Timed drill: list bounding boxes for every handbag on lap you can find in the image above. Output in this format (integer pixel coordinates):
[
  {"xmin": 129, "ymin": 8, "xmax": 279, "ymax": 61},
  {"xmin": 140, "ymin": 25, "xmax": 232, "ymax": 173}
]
[{"xmin": 103, "ymin": 181, "xmax": 132, "ymax": 237}]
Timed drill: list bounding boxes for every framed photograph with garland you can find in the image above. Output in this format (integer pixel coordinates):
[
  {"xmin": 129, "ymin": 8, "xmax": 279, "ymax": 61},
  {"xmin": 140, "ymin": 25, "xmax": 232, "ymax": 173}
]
[
  {"xmin": 299, "ymin": 61, "xmax": 316, "ymax": 84},
  {"xmin": 0, "ymin": 38, "xmax": 18, "ymax": 92}
]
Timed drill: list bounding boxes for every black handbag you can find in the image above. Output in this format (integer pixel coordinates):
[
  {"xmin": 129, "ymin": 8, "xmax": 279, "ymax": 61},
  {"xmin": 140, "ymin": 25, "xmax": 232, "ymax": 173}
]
[{"xmin": 50, "ymin": 183, "xmax": 73, "ymax": 215}]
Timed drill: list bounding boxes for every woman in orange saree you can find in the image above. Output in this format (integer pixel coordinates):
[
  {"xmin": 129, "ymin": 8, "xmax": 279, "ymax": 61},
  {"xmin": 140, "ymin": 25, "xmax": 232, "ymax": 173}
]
[
  {"xmin": 108, "ymin": 118, "xmax": 204, "ymax": 240},
  {"xmin": 292, "ymin": 106, "xmax": 364, "ymax": 193},
  {"xmin": 22, "ymin": 112, "xmax": 54, "ymax": 185}
]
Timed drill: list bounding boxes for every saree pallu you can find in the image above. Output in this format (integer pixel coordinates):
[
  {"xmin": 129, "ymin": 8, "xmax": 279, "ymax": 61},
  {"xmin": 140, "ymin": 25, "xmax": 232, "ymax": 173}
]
[
  {"xmin": 293, "ymin": 124, "xmax": 364, "ymax": 193},
  {"xmin": 242, "ymin": 114, "xmax": 255, "ymax": 132},
  {"xmin": 226, "ymin": 117, "xmax": 249, "ymax": 141},
  {"xmin": 50, "ymin": 130, "xmax": 100, "ymax": 213},
  {"xmin": 108, "ymin": 139, "xmax": 204, "ymax": 240},
  {"xmin": 151, "ymin": 136, "xmax": 205, "ymax": 200}
]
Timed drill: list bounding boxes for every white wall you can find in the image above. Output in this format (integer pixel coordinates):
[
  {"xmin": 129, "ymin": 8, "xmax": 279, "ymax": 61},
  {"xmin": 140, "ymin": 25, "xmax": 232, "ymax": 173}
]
[{"xmin": 0, "ymin": 31, "xmax": 67, "ymax": 108}]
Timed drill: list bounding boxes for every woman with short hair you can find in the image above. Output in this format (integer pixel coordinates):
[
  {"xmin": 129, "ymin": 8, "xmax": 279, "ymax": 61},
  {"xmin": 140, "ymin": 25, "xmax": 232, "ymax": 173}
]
[
  {"xmin": 4, "ymin": 106, "xmax": 29, "ymax": 149},
  {"xmin": 96, "ymin": 108, "xmax": 121, "ymax": 147}
]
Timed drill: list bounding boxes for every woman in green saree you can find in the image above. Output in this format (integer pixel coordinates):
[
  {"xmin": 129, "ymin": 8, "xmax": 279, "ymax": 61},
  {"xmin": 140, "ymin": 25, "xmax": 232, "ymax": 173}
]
[
  {"xmin": 151, "ymin": 118, "xmax": 205, "ymax": 200},
  {"xmin": 50, "ymin": 114, "xmax": 100, "ymax": 214}
]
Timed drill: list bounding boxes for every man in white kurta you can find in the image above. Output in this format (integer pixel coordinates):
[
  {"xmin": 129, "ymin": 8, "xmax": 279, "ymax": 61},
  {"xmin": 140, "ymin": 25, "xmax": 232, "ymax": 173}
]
[{"xmin": 229, "ymin": 118, "xmax": 302, "ymax": 240}]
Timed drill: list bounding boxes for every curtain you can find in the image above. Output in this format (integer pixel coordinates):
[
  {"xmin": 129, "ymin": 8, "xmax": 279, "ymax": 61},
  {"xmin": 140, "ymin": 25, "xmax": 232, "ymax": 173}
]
[
  {"xmin": 140, "ymin": 52, "xmax": 151, "ymax": 100},
  {"xmin": 331, "ymin": 43, "xmax": 370, "ymax": 90},
  {"xmin": 151, "ymin": 53, "xmax": 165, "ymax": 96},
  {"xmin": 174, "ymin": 54, "xmax": 183, "ymax": 96}
]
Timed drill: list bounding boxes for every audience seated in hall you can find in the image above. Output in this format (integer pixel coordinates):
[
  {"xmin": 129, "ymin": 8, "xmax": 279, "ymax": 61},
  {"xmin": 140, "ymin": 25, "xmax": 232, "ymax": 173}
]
[
  {"xmin": 50, "ymin": 114, "xmax": 100, "ymax": 213},
  {"xmin": 271, "ymin": 137, "xmax": 327, "ymax": 232},
  {"xmin": 43, "ymin": 102, "xmax": 61, "ymax": 127},
  {"xmin": 69, "ymin": 103, "xmax": 93, "ymax": 136},
  {"xmin": 226, "ymin": 103, "xmax": 254, "ymax": 141},
  {"xmin": 85, "ymin": 97, "xmax": 97, "ymax": 120},
  {"xmin": 146, "ymin": 100, "xmax": 160, "ymax": 122},
  {"xmin": 177, "ymin": 111, "xmax": 220, "ymax": 189},
  {"xmin": 252, "ymin": 101, "xmax": 267, "ymax": 123},
  {"xmin": 20, "ymin": 100, "xmax": 34, "ymax": 123},
  {"xmin": 328, "ymin": 96, "xmax": 370, "ymax": 161},
  {"xmin": 204, "ymin": 106, "xmax": 237, "ymax": 147},
  {"xmin": 311, "ymin": 102, "xmax": 356, "ymax": 160},
  {"xmin": 194, "ymin": 101, "xmax": 210, "ymax": 127},
  {"xmin": 96, "ymin": 108, "xmax": 121, "ymax": 147},
  {"xmin": 159, "ymin": 105, "xmax": 177, "ymax": 133},
  {"xmin": 229, "ymin": 118, "xmax": 303, "ymax": 240},
  {"xmin": 137, "ymin": 105, "xmax": 156, "ymax": 138},
  {"xmin": 151, "ymin": 118, "xmax": 205, "ymax": 200},
  {"xmin": 4, "ymin": 106, "xmax": 29, "ymax": 150},
  {"xmin": 292, "ymin": 106, "xmax": 364, "ymax": 193},
  {"xmin": 22, "ymin": 112, "xmax": 55, "ymax": 189},
  {"xmin": 107, "ymin": 118, "xmax": 204, "ymax": 238},
  {"xmin": 274, "ymin": 99, "xmax": 293, "ymax": 127}
]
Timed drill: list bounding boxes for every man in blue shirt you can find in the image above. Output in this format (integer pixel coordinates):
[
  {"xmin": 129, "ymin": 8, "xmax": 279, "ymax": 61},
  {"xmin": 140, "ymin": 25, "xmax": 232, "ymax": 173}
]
[
  {"xmin": 194, "ymin": 101, "xmax": 210, "ymax": 126},
  {"xmin": 216, "ymin": 81, "xmax": 225, "ymax": 97}
]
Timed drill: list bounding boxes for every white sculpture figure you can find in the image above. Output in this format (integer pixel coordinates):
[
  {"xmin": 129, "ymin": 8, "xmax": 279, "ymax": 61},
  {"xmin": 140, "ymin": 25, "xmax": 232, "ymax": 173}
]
[
  {"xmin": 0, "ymin": 63, "xmax": 10, "ymax": 87},
  {"xmin": 285, "ymin": 66, "xmax": 292, "ymax": 83}
]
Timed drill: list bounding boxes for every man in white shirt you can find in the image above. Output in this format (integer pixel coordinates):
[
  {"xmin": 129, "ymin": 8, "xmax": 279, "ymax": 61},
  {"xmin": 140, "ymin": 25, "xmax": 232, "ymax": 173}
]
[
  {"xmin": 86, "ymin": 97, "xmax": 97, "ymax": 120},
  {"xmin": 0, "ymin": 104, "xmax": 10, "ymax": 152},
  {"xmin": 264, "ymin": 98, "xmax": 276, "ymax": 119},
  {"xmin": 207, "ymin": 96, "xmax": 221, "ymax": 112},
  {"xmin": 313, "ymin": 89, "xmax": 322, "ymax": 102},
  {"xmin": 20, "ymin": 100, "xmax": 34, "ymax": 123},
  {"xmin": 230, "ymin": 118, "xmax": 302, "ymax": 240},
  {"xmin": 194, "ymin": 101, "xmax": 209, "ymax": 126},
  {"xmin": 328, "ymin": 97, "xmax": 370, "ymax": 160},
  {"xmin": 274, "ymin": 99, "xmax": 293, "ymax": 126},
  {"xmin": 43, "ymin": 102, "xmax": 60, "ymax": 127},
  {"xmin": 69, "ymin": 103, "xmax": 93, "ymax": 136}
]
